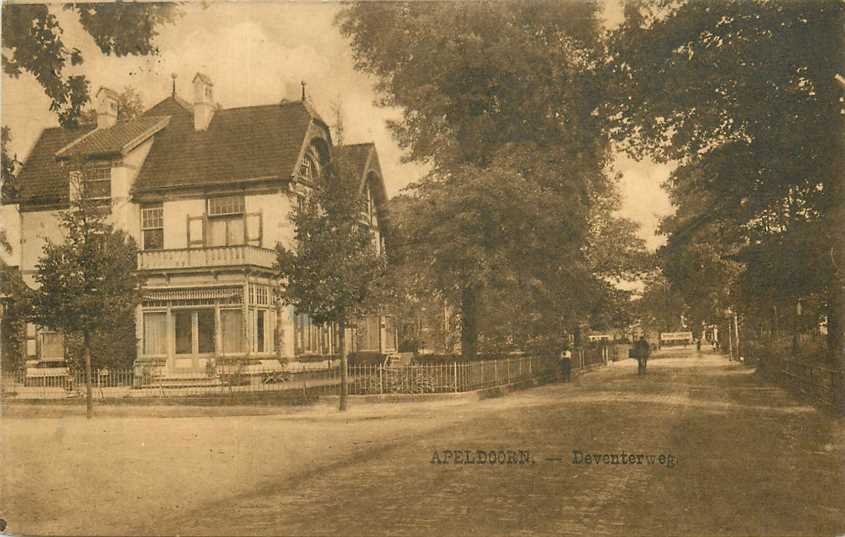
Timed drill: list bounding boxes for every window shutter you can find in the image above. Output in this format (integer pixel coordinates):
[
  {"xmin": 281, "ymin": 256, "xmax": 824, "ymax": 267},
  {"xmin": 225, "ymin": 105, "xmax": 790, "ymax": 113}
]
[
  {"xmin": 246, "ymin": 212, "xmax": 262, "ymax": 247},
  {"xmin": 187, "ymin": 216, "xmax": 205, "ymax": 248}
]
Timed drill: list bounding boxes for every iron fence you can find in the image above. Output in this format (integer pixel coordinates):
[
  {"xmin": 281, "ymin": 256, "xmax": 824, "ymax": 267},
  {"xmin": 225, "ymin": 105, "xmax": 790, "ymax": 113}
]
[
  {"xmin": 1, "ymin": 355, "xmax": 569, "ymax": 401},
  {"xmin": 759, "ymin": 354, "xmax": 841, "ymax": 409}
]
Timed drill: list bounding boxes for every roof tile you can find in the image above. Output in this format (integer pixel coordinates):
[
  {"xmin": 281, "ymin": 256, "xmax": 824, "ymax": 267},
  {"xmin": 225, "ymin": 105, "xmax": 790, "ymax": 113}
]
[
  {"xmin": 16, "ymin": 126, "xmax": 95, "ymax": 207},
  {"xmin": 17, "ymin": 97, "xmax": 327, "ymax": 207},
  {"xmin": 56, "ymin": 116, "xmax": 170, "ymax": 159},
  {"xmin": 133, "ymin": 101, "xmax": 314, "ymax": 192}
]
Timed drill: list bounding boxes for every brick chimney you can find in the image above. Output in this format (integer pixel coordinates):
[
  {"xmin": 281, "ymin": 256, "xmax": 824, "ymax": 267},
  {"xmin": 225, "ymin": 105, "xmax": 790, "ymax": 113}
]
[
  {"xmin": 95, "ymin": 87, "xmax": 119, "ymax": 129},
  {"xmin": 192, "ymin": 72, "xmax": 215, "ymax": 131}
]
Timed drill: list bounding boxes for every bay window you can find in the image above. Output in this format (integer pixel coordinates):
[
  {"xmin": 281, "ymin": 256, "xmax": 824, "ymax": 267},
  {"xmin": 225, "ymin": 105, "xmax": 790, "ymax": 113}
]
[
  {"xmin": 174, "ymin": 309, "xmax": 215, "ymax": 356},
  {"xmin": 221, "ymin": 309, "xmax": 244, "ymax": 354},
  {"xmin": 143, "ymin": 312, "xmax": 167, "ymax": 355}
]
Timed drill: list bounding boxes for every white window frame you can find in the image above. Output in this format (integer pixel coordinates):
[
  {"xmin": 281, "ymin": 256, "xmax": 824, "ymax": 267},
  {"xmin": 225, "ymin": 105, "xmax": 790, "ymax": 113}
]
[
  {"xmin": 141, "ymin": 204, "xmax": 164, "ymax": 250},
  {"xmin": 207, "ymin": 195, "xmax": 245, "ymax": 217},
  {"xmin": 82, "ymin": 166, "xmax": 111, "ymax": 205}
]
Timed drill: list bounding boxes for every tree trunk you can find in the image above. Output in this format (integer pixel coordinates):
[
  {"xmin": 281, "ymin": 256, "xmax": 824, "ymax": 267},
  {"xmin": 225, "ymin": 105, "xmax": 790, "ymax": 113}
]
[
  {"xmin": 461, "ymin": 285, "xmax": 478, "ymax": 360},
  {"xmin": 84, "ymin": 330, "xmax": 93, "ymax": 419},
  {"xmin": 828, "ymin": 286, "xmax": 844, "ymax": 414},
  {"xmin": 830, "ymin": 81, "xmax": 844, "ymax": 414},
  {"xmin": 338, "ymin": 318, "xmax": 348, "ymax": 412}
]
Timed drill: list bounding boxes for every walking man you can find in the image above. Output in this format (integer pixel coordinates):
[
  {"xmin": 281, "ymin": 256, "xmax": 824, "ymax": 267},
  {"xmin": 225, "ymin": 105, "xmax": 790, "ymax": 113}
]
[
  {"xmin": 559, "ymin": 347, "xmax": 573, "ymax": 383},
  {"xmin": 635, "ymin": 336, "xmax": 651, "ymax": 376}
]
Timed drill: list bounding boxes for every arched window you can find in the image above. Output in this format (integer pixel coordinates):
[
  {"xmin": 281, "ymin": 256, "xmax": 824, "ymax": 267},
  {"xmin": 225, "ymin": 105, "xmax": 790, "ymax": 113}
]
[
  {"xmin": 298, "ymin": 153, "xmax": 317, "ymax": 182},
  {"xmin": 297, "ymin": 139, "xmax": 328, "ymax": 183}
]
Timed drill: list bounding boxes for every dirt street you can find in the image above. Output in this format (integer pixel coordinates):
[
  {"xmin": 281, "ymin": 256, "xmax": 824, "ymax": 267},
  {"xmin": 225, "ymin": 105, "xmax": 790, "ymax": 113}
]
[{"xmin": 2, "ymin": 350, "xmax": 843, "ymax": 536}]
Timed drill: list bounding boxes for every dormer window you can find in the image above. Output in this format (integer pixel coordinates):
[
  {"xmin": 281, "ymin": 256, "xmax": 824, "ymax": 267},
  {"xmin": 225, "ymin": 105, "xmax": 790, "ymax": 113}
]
[{"xmin": 70, "ymin": 166, "xmax": 111, "ymax": 210}]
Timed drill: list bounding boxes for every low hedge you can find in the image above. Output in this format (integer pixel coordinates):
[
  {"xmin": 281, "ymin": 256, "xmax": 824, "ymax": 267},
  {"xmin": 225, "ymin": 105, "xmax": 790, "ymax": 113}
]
[
  {"xmin": 348, "ymin": 351, "xmax": 389, "ymax": 366},
  {"xmin": 412, "ymin": 352, "xmax": 536, "ymax": 365}
]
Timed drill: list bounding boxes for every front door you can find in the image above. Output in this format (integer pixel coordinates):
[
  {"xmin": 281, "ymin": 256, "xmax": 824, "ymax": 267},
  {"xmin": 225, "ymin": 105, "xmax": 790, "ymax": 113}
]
[{"xmin": 172, "ymin": 309, "xmax": 215, "ymax": 374}]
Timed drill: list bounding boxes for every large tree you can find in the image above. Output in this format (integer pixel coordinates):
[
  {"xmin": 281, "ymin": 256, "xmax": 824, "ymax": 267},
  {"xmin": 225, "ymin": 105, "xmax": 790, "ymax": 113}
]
[
  {"xmin": 2, "ymin": 3, "xmax": 179, "ymax": 127},
  {"xmin": 337, "ymin": 2, "xmax": 639, "ymax": 358},
  {"xmin": 275, "ymin": 150, "xmax": 385, "ymax": 411},
  {"xmin": 634, "ymin": 272, "xmax": 687, "ymax": 336},
  {"xmin": 608, "ymin": 0, "xmax": 844, "ymax": 377},
  {"xmin": 30, "ymin": 174, "xmax": 139, "ymax": 419},
  {"xmin": 389, "ymin": 158, "xmax": 592, "ymax": 356}
]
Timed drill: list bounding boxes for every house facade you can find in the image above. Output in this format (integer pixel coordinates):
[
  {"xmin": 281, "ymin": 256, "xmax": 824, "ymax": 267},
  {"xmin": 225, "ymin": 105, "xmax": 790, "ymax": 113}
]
[{"xmin": 6, "ymin": 73, "xmax": 397, "ymax": 379}]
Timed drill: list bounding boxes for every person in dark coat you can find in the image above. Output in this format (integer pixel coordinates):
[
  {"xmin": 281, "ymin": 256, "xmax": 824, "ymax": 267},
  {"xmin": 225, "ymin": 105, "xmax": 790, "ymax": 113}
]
[
  {"xmin": 559, "ymin": 348, "xmax": 573, "ymax": 383},
  {"xmin": 635, "ymin": 336, "xmax": 651, "ymax": 376}
]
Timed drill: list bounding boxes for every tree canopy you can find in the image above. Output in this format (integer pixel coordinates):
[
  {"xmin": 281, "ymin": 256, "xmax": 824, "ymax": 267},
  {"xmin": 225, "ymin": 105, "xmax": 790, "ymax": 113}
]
[
  {"xmin": 275, "ymin": 154, "xmax": 385, "ymax": 328},
  {"xmin": 338, "ymin": 2, "xmax": 647, "ymax": 356},
  {"xmin": 1, "ymin": 126, "xmax": 20, "ymax": 204},
  {"xmin": 607, "ymin": 0, "xmax": 843, "ymax": 357},
  {"xmin": 2, "ymin": 3, "xmax": 179, "ymax": 127}
]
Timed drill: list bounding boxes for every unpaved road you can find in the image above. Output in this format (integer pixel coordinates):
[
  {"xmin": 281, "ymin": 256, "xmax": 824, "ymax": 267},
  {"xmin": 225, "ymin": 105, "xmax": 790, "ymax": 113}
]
[{"xmin": 2, "ymin": 351, "xmax": 843, "ymax": 536}]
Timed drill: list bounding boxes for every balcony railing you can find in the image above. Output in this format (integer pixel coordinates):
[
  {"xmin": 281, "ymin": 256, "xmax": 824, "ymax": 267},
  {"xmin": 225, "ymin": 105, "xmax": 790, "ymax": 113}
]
[{"xmin": 138, "ymin": 245, "xmax": 277, "ymax": 271}]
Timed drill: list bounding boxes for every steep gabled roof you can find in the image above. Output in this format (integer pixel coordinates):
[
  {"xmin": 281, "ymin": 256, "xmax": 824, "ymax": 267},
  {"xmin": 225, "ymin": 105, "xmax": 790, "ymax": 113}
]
[
  {"xmin": 16, "ymin": 93, "xmax": 331, "ymax": 207},
  {"xmin": 133, "ymin": 101, "xmax": 315, "ymax": 193},
  {"xmin": 334, "ymin": 143, "xmax": 373, "ymax": 179},
  {"xmin": 335, "ymin": 142, "xmax": 390, "ymax": 238},
  {"xmin": 143, "ymin": 95, "xmax": 192, "ymax": 117},
  {"xmin": 16, "ymin": 125, "xmax": 96, "ymax": 207},
  {"xmin": 55, "ymin": 116, "xmax": 170, "ymax": 159}
]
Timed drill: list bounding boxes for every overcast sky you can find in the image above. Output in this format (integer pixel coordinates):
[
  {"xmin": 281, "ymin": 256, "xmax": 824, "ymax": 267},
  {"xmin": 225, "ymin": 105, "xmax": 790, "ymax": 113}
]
[{"xmin": 1, "ymin": 1, "xmax": 673, "ymax": 250}]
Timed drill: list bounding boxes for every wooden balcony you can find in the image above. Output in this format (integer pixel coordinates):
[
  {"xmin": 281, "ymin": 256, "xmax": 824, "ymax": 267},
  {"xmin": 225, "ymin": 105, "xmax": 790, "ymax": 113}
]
[{"xmin": 137, "ymin": 245, "xmax": 277, "ymax": 271}]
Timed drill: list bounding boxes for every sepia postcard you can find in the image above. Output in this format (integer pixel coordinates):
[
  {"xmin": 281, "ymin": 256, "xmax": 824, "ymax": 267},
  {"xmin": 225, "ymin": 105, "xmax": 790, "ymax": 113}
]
[{"xmin": 1, "ymin": 1, "xmax": 843, "ymax": 536}]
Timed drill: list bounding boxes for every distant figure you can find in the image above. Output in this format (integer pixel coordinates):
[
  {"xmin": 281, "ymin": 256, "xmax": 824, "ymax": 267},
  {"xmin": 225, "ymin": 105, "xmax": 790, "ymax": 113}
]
[
  {"xmin": 559, "ymin": 348, "xmax": 573, "ymax": 383},
  {"xmin": 696, "ymin": 338, "xmax": 702, "ymax": 352},
  {"xmin": 634, "ymin": 336, "xmax": 651, "ymax": 376}
]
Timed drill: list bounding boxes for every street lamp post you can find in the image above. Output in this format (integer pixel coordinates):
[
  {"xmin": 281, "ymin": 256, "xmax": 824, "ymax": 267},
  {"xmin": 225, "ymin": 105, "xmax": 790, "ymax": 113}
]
[{"xmin": 723, "ymin": 308, "xmax": 734, "ymax": 361}]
